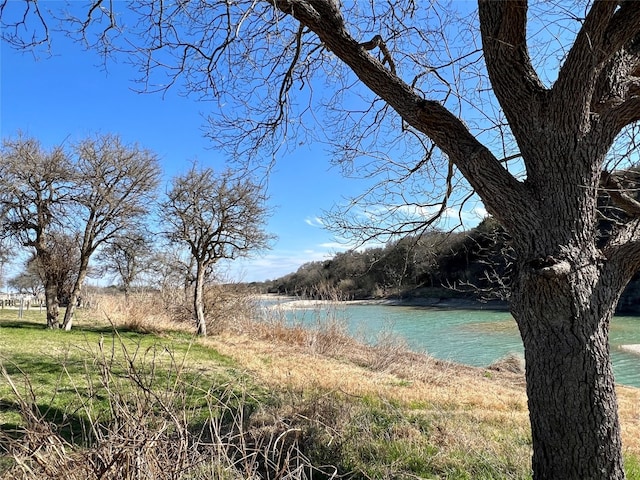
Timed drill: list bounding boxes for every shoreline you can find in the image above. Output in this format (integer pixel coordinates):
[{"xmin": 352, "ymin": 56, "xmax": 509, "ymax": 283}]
[
  {"xmin": 257, "ymin": 294, "xmax": 509, "ymax": 311},
  {"xmin": 620, "ymin": 344, "xmax": 640, "ymax": 356}
]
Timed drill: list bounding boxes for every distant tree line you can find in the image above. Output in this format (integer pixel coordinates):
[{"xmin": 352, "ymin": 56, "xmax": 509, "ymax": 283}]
[
  {"xmin": 262, "ymin": 217, "xmax": 509, "ymax": 300},
  {"xmin": 263, "ymin": 216, "xmax": 640, "ymax": 312}
]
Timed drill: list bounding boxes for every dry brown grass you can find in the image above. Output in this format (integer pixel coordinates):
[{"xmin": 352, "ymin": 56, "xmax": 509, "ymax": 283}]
[
  {"xmin": 75, "ymin": 292, "xmax": 191, "ymax": 334},
  {"xmin": 80, "ymin": 291, "xmax": 640, "ymax": 459},
  {"xmin": 200, "ymin": 309, "xmax": 534, "ymax": 473},
  {"xmin": 42, "ymin": 290, "xmax": 640, "ymax": 475},
  {"xmin": 75, "ymin": 284, "xmax": 259, "ymax": 336},
  {"xmin": 203, "ymin": 308, "xmax": 640, "ymax": 463}
]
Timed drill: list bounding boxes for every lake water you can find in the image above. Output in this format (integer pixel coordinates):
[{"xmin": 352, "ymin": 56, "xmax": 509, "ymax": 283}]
[{"xmin": 264, "ymin": 299, "xmax": 640, "ymax": 388}]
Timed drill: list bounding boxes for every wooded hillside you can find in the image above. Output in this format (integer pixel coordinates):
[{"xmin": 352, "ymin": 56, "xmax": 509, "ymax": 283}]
[{"xmin": 260, "ymin": 217, "xmax": 640, "ymax": 313}]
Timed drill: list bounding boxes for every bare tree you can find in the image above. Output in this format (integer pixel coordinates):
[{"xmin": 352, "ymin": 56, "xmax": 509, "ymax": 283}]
[
  {"xmin": 0, "ymin": 135, "xmax": 74, "ymax": 328},
  {"xmin": 160, "ymin": 165, "xmax": 271, "ymax": 336},
  {"xmin": 0, "ymin": 134, "xmax": 160, "ymax": 329},
  {"xmin": 5, "ymin": 1, "xmax": 640, "ymax": 477},
  {"xmin": 61, "ymin": 134, "xmax": 161, "ymax": 330},
  {"xmin": 8, "ymin": 260, "xmax": 45, "ymax": 297},
  {"xmin": 94, "ymin": 229, "xmax": 156, "ymax": 299}
]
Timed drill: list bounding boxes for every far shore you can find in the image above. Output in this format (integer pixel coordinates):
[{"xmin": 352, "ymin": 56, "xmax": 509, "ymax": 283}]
[{"xmin": 255, "ymin": 294, "xmax": 510, "ymax": 311}]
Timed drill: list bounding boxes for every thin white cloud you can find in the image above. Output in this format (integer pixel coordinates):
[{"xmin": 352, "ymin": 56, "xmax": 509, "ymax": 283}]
[
  {"xmin": 318, "ymin": 241, "xmax": 351, "ymax": 250},
  {"xmin": 222, "ymin": 246, "xmax": 336, "ymax": 282},
  {"xmin": 365, "ymin": 201, "xmax": 488, "ymax": 230},
  {"xmin": 304, "ymin": 217, "xmax": 325, "ymax": 227}
]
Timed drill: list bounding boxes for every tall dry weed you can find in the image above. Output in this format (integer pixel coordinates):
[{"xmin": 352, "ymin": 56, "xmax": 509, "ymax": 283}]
[
  {"xmin": 88, "ymin": 292, "xmax": 185, "ymax": 334},
  {"xmin": 239, "ymin": 299, "xmax": 358, "ymax": 359},
  {"xmin": 203, "ymin": 284, "xmax": 260, "ymax": 335}
]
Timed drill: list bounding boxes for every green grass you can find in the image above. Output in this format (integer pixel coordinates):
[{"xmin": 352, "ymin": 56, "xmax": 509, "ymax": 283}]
[
  {"xmin": 626, "ymin": 454, "xmax": 640, "ymax": 480},
  {"xmin": 0, "ymin": 311, "xmax": 281, "ymax": 479},
  {"xmin": 0, "ymin": 315, "xmax": 238, "ymax": 445},
  {"xmin": 0, "ymin": 307, "xmax": 637, "ymax": 479}
]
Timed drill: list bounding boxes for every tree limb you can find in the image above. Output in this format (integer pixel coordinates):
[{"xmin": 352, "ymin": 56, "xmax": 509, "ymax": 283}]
[
  {"xmin": 597, "ymin": 41, "xmax": 640, "ymax": 130},
  {"xmin": 274, "ymin": 0, "xmax": 534, "ymax": 233},
  {"xmin": 478, "ymin": 0, "xmax": 546, "ymax": 153},
  {"xmin": 360, "ymin": 34, "xmax": 395, "ymax": 74},
  {"xmin": 552, "ymin": 1, "xmax": 618, "ymax": 118},
  {"xmin": 602, "ymin": 217, "xmax": 640, "ymax": 282},
  {"xmin": 600, "ymin": 170, "xmax": 640, "ymax": 217},
  {"xmin": 602, "ymin": 1, "xmax": 640, "ymax": 61}
]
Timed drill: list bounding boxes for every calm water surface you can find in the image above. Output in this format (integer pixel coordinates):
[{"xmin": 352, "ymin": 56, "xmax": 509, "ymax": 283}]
[{"xmin": 266, "ymin": 299, "xmax": 640, "ymax": 388}]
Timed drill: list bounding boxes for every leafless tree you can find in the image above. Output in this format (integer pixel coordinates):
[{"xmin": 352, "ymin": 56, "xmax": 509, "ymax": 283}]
[
  {"xmin": 5, "ymin": 0, "xmax": 640, "ymax": 477},
  {"xmin": 0, "ymin": 134, "xmax": 160, "ymax": 329},
  {"xmin": 94, "ymin": 229, "xmax": 156, "ymax": 299},
  {"xmin": 61, "ymin": 134, "xmax": 161, "ymax": 330},
  {"xmin": 0, "ymin": 135, "xmax": 74, "ymax": 328},
  {"xmin": 8, "ymin": 259, "xmax": 45, "ymax": 297},
  {"xmin": 160, "ymin": 165, "xmax": 271, "ymax": 336}
]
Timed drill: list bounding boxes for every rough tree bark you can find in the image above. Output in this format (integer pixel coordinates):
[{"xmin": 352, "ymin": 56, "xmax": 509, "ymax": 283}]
[
  {"xmin": 42, "ymin": 270, "xmax": 61, "ymax": 329},
  {"xmin": 62, "ymin": 253, "xmax": 90, "ymax": 331}
]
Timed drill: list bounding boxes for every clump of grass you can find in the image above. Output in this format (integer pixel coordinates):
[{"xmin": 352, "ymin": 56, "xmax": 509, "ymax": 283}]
[
  {"xmin": 238, "ymin": 299, "xmax": 358, "ymax": 358},
  {"xmin": 249, "ymin": 315, "xmax": 358, "ymax": 358},
  {"xmin": 625, "ymin": 454, "xmax": 640, "ymax": 480},
  {"xmin": 488, "ymin": 353, "xmax": 525, "ymax": 374},
  {"xmin": 86, "ymin": 293, "xmax": 189, "ymax": 334},
  {"xmin": 80, "ymin": 284, "xmax": 259, "ymax": 337},
  {"xmin": 203, "ymin": 284, "xmax": 261, "ymax": 335}
]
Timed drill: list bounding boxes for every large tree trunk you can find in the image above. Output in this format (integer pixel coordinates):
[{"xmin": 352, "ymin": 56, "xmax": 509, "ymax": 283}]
[
  {"xmin": 43, "ymin": 279, "xmax": 60, "ymax": 329},
  {"xmin": 62, "ymin": 258, "xmax": 90, "ymax": 331},
  {"xmin": 193, "ymin": 263, "xmax": 207, "ymax": 336},
  {"xmin": 511, "ymin": 254, "xmax": 625, "ymax": 479}
]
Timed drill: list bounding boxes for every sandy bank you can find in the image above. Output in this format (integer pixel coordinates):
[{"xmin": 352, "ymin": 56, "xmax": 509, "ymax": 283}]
[
  {"xmin": 258, "ymin": 294, "xmax": 508, "ymax": 311},
  {"xmin": 620, "ymin": 344, "xmax": 640, "ymax": 356}
]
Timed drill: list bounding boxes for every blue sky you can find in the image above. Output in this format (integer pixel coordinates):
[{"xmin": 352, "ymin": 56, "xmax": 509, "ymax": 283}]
[
  {"xmin": 0, "ymin": 30, "xmax": 367, "ymax": 283},
  {"xmin": 0, "ymin": 3, "xmax": 489, "ymax": 284}
]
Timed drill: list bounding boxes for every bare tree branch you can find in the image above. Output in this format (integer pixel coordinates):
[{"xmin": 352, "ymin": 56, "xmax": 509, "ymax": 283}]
[
  {"xmin": 274, "ymin": 0, "xmax": 532, "ymax": 233},
  {"xmin": 478, "ymin": 0, "xmax": 546, "ymax": 150},
  {"xmin": 600, "ymin": 169, "xmax": 640, "ymax": 217},
  {"xmin": 359, "ymin": 34, "xmax": 396, "ymax": 73},
  {"xmin": 552, "ymin": 1, "xmax": 617, "ymax": 118}
]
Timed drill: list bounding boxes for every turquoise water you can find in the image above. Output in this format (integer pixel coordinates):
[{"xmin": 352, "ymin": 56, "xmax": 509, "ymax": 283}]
[{"xmin": 266, "ymin": 300, "xmax": 640, "ymax": 388}]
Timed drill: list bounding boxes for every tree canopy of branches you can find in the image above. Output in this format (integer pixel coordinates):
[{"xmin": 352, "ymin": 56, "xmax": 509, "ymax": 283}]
[
  {"xmin": 0, "ymin": 134, "xmax": 160, "ymax": 329},
  {"xmin": 5, "ymin": 0, "xmax": 640, "ymax": 477},
  {"xmin": 160, "ymin": 165, "xmax": 271, "ymax": 336},
  {"xmin": 0, "ymin": 135, "xmax": 74, "ymax": 327},
  {"xmin": 61, "ymin": 134, "xmax": 161, "ymax": 330}
]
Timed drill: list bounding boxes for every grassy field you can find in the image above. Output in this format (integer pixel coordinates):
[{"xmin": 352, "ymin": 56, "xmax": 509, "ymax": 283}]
[{"xmin": 1, "ymin": 298, "xmax": 640, "ymax": 479}]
